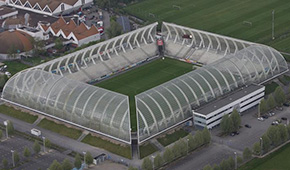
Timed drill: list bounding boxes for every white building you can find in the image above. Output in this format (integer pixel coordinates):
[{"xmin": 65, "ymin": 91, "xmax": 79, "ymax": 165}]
[
  {"xmin": 0, "ymin": 6, "xmax": 18, "ymax": 19},
  {"xmin": 193, "ymin": 84, "xmax": 265, "ymax": 129},
  {"xmin": 17, "ymin": 26, "xmax": 49, "ymax": 40},
  {"xmin": 5, "ymin": 0, "xmax": 93, "ymax": 16}
]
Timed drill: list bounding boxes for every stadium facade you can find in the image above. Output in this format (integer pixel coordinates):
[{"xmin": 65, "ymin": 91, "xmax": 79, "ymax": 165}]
[{"xmin": 2, "ymin": 22, "xmax": 288, "ymax": 145}]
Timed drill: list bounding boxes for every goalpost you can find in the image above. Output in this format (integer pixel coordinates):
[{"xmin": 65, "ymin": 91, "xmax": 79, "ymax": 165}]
[{"xmin": 172, "ymin": 5, "xmax": 181, "ymax": 10}]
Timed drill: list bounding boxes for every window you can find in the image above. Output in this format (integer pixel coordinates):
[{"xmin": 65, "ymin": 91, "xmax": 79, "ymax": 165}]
[
  {"xmin": 61, "ymin": 4, "xmax": 65, "ymax": 11},
  {"xmin": 82, "ymin": 0, "xmax": 85, "ymax": 4}
]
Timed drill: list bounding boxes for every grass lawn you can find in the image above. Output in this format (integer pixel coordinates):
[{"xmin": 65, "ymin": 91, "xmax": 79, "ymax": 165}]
[
  {"xmin": 139, "ymin": 143, "xmax": 158, "ymax": 159},
  {"xmin": 3, "ymin": 60, "xmax": 31, "ymax": 75},
  {"xmin": 239, "ymin": 142, "xmax": 290, "ymax": 170},
  {"xmin": 0, "ymin": 105, "xmax": 38, "ymax": 124},
  {"xmin": 278, "ymin": 75, "xmax": 290, "ymax": 85},
  {"xmin": 265, "ymin": 82, "xmax": 279, "ymax": 95},
  {"xmin": 125, "ymin": 0, "xmax": 290, "ymax": 53},
  {"xmin": 81, "ymin": 134, "xmax": 132, "ymax": 159},
  {"xmin": 95, "ymin": 57, "xmax": 193, "ymax": 131},
  {"xmin": 37, "ymin": 118, "xmax": 82, "ymax": 140},
  {"xmin": 157, "ymin": 129, "xmax": 189, "ymax": 147}
]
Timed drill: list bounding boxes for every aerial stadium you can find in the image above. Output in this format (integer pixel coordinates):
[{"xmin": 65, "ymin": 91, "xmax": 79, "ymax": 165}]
[{"xmin": 1, "ymin": 22, "xmax": 288, "ymax": 146}]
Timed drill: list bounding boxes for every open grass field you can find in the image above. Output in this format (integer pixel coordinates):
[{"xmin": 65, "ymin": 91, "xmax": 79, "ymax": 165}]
[
  {"xmin": 96, "ymin": 57, "xmax": 193, "ymax": 131},
  {"xmin": 4, "ymin": 60, "xmax": 31, "ymax": 75},
  {"xmin": 125, "ymin": 0, "xmax": 290, "ymax": 53},
  {"xmin": 157, "ymin": 129, "xmax": 189, "ymax": 147},
  {"xmin": 239, "ymin": 142, "xmax": 290, "ymax": 170},
  {"xmin": 37, "ymin": 118, "xmax": 82, "ymax": 140},
  {"xmin": 0, "ymin": 105, "xmax": 38, "ymax": 124},
  {"xmin": 81, "ymin": 134, "xmax": 132, "ymax": 159},
  {"xmin": 139, "ymin": 143, "xmax": 158, "ymax": 159}
]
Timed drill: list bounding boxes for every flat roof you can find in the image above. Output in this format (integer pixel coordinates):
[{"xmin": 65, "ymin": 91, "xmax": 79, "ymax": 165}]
[
  {"xmin": 195, "ymin": 84, "xmax": 264, "ymax": 115},
  {"xmin": 0, "ymin": 7, "xmax": 17, "ymax": 16}
]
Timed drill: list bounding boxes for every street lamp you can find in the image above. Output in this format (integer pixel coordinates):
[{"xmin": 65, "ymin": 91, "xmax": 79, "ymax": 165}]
[
  {"xmin": 83, "ymin": 151, "xmax": 86, "ymax": 168},
  {"xmin": 151, "ymin": 155, "xmax": 155, "ymax": 170},
  {"xmin": 11, "ymin": 150, "xmax": 15, "ymax": 167},
  {"xmin": 234, "ymin": 152, "xmax": 237, "ymax": 170},
  {"xmin": 42, "ymin": 136, "xmax": 46, "ymax": 153},
  {"xmin": 186, "ymin": 138, "xmax": 189, "ymax": 154},
  {"xmin": 4, "ymin": 120, "xmax": 8, "ymax": 139},
  {"xmin": 260, "ymin": 137, "xmax": 263, "ymax": 156}
]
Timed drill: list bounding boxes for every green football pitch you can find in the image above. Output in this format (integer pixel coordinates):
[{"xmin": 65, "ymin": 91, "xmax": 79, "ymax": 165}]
[
  {"xmin": 95, "ymin": 57, "xmax": 193, "ymax": 131},
  {"xmin": 125, "ymin": 0, "xmax": 290, "ymax": 54}
]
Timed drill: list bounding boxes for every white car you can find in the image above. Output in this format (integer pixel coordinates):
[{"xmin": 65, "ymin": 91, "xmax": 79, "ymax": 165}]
[{"xmin": 258, "ymin": 117, "xmax": 264, "ymax": 121}]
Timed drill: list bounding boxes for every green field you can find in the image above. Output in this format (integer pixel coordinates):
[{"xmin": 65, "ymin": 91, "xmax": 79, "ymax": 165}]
[
  {"xmin": 139, "ymin": 143, "xmax": 158, "ymax": 159},
  {"xmin": 240, "ymin": 142, "xmax": 290, "ymax": 170},
  {"xmin": 0, "ymin": 105, "xmax": 38, "ymax": 124},
  {"xmin": 96, "ymin": 57, "xmax": 193, "ymax": 131},
  {"xmin": 81, "ymin": 134, "xmax": 132, "ymax": 159},
  {"xmin": 125, "ymin": 0, "xmax": 290, "ymax": 53},
  {"xmin": 38, "ymin": 118, "xmax": 82, "ymax": 140},
  {"xmin": 157, "ymin": 129, "xmax": 189, "ymax": 147}
]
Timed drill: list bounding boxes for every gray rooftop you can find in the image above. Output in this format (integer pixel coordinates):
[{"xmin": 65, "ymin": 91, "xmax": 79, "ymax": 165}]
[
  {"xmin": 195, "ymin": 84, "xmax": 264, "ymax": 115},
  {"xmin": 0, "ymin": 7, "xmax": 17, "ymax": 16}
]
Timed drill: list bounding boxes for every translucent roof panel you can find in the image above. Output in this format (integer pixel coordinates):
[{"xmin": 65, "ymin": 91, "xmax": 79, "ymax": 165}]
[
  {"xmin": 2, "ymin": 69, "xmax": 131, "ymax": 144},
  {"xmin": 136, "ymin": 44, "xmax": 288, "ymax": 143}
]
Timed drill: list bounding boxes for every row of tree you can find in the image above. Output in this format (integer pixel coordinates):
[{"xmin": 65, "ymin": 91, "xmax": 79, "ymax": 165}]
[
  {"xmin": 220, "ymin": 109, "xmax": 241, "ymax": 134},
  {"xmin": 259, "ymin": 86, "xmax": 286, "ymax": 116},
  {"xmin": 48, "ymin": 152, "xmax": 93, "ymax": 170},
  {"xmin": 141, "ymin": 128, "xmax": 211, "ymax": 170}
]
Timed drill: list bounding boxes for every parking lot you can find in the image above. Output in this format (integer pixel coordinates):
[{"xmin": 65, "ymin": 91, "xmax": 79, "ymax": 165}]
[
  {"xmin": 212, "ymin": 105, "xmax": 290, "ymax": 151},
  {"xmin": 0, "ymin": 133, "xmax": 72, "ymax": 170}
]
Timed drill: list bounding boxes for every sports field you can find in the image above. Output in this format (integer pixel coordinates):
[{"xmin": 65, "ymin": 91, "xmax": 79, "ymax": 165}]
[
  {"xmin": 125, "ymin": 0, "xmax": 290, "ymax": 53},
  {"xmin": 95, "ymin": 57, "xmax": 193, "ymax": 131}
]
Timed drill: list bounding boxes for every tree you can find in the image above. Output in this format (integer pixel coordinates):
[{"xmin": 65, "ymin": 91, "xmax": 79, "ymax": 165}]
[
  {"xmin": 85, "ymin": 152, "xmax": 93, "ymax": 165},
  {"xmin": 227, "ymin": 157, "xmax": 235, "ymax": 169},
  {"xmin": 267, "ymin": 94, "xmax": 276, "ymax": 110},
  {"xmin": 0, "ymin": 75, "xmax": 7, "ymax": 89},
  {"xmin": 62, "ymin": 158, "xmax": 73, "ymax": 170},
  {"xmin": 202, "ymin": 128, "xmax": 211, "ymax": 144},
  {"xmin": 187, "ymin": 134, "xmax": 197, "ymax": 151},
  {"xmin": 261, "ymin": 134, "xmax": 271, "ymax": 153},
  {"xmin": 278, "ymin": 124, "xmax": 289, "ymax": 143},
  {"xmin": 154, "ymin": 153, "xmax": 163, "ymax": 169},
  {"xmin": 194, "ymin": 130, "xmax": 205, "ymax": 147},
  {"xmin": 7, "ymin": 120, "xmax": 14, "ymax": 135},
  {"xmin": 230, "ymin": 109, "xmax": 241, "ymax": 132},
  {"xmin": 23, "ymin": 146, "xmax": 31, "ymax": 158},
  {"xmin": 258, "ymin": 99, "xmax": 267, "ymax": 116},
  {"xmin": 220, "ymin": 115, "xmax": 234, "ymax": 134},
  {"xmin": 14, "ymin": 151, "xmax": 20, "ymax": 165},
  {"xmin": 128, "ymin": 166, "xmax": 138, "ymax": 170},
  {"xmin": 7, "ymin": 45, "xmax": 17, "ymax": 59},
  {"xmin": 267, "ymin": 125, "xmax": 281, "ymax": 146},
  {"xmin": 142, "ymin": 157, "xmax": 153, "ymax": 170},
  {"xmin": 219, "ymin": 159, "xmax": 230, "ymax": 170},
  {"xmin": 212, "ymin": 164, "xmax": 220, "ymax": 170},
  {"xmin": 54, "ymin": 38, "xmax": 63, "ymax": 50},
  {"xmin": 274, "ymin": 86, "xmax": 286, "ymax": 106},
  {"xmin": 237, "ymin": 156, "xmax": 243, "ymax": 165},
  {"xmin": 106, "ymin": 20, "xmax": 122, "ymax": 38},
  {"xmin": 243, "ymin": 147, "xmax": 252, "ymax": 160},
  {"xmin": 45, "ymin": 138, "xmax": 52, "ymax": 149},
  {"xmin": 33, "ymin": 140, "xmax": 41, "ymax": 154},
  {"xmin": 2, "ymin": 158, "xmax": 8, "ymax": 169},
  {"xmin": 287, "ymin": 125, "xmax": 290, "ymax": 138},
  {"xmin": 178, "ymin": 139, "xmax": 187, "ymax": 156},
  {"xmin": 203, "ymin": 164, "xmax": 213, "ymax": 170},
  {"xmin": 49, "ymin": 160, "xmax": 63, "ymax": 170},
  {"xmin": 172, "ymin": 142, "xmax": 181, "ymax": 158},
  {"xmin": 252, "ymin": 142, "xmax": 261, "ymax": 155},
  {"xmin": 0, "ymin": 130, "xmax": 2, "ymax": 139},
  {"xmin": 74, "ymin": 153, "xmax": 82, "ymax": 169},
  {"xmin": 30, "ymin": 37, "xmax": 45, "ymax": 57},
  {"xmin": 163, "ymin": 148, "xmax": 174, "ymax": 163}
]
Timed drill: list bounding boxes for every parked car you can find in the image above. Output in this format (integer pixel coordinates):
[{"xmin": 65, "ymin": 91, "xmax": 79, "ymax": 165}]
[
  {"xmin": 230, "ymin": 132, "xmax": 236, "ymax": 136},
  {"xmin": 272, "ymin": 121, "xmax": 279, "ymax": 125},
  {"xmin": 268, "ymin": 112, "xmax": 275, "ymax": 117},
  {"xmin": 275, "ymin": 106, "xmax": 283, "ymax": 111},
  {"xmin": 283, "ymin": 103, "xmax": 290, "ymax": 107},
  {"xmin": 281, "ymin": 117, "xmax": 288, "ymax": 121},
  {"xmin": 245, "ymin": 124, "xmax": 251, "ymax": 128},
  {"xmin": 262, "ymin": 115, "xmax": 268, "ymax": 119},
  {"xmin": 276, "ymin": 119, "xmax": 282, "ymax": 123},
  {"xmin": 258, "ymin": 117, "xmax": 264, "ymax": 121}
]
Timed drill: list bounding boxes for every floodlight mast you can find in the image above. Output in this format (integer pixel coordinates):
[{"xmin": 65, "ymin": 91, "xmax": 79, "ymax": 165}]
[{"xmin": 272, "ymin": 10, "xmax": 275, "ymax": 40}]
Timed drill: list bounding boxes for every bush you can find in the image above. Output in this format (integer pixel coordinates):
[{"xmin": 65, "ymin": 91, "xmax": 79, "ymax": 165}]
[
  {"xmin": 252, "ymin": 142, "xmax": 261, "ymax": 155},
  {"xmin": 154, "ymin": 153, "xmax": 163, "ymax": 169},
  {"xmin": 163, "ymin": 148, "xmax": 174, "ymax": 163},
  {"xmin": 23, "ymin": 146, "xmax": 31, "ymax": 158},
  {"xmin": 243, "ymin": 147, "xmax": 252, "ymax": 160},
  {"xmin": 62, "ymin": 158, "xmax": 73, "ymax": 170},
  {"xmin": 74, "ymin": 154, "xmax": 82, "ymax": 169},
  {"xmin": 85, "ymin": 152, "xmax": 93, "ymax": 165},
  {"xmin": 33, "ymin": 140, "xmax": 41, "ymax": 154},
  {"xmin": 142, "ymin": 157, "xmax": 153, "ymax": 170}
]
